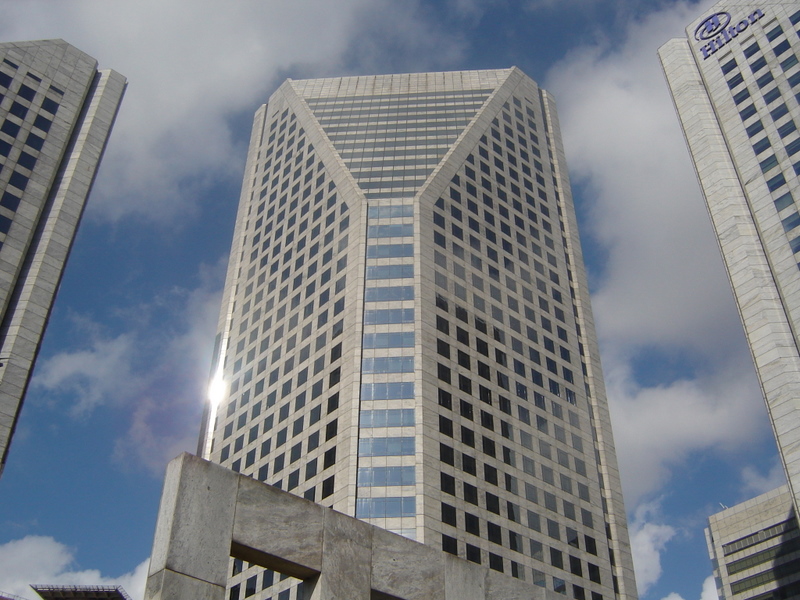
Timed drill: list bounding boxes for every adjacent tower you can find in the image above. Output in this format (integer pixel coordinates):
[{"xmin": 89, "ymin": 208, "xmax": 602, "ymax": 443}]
[
  {"xmin": 200, "ymin": 68, "xmax": 637, "ymax": 599},
  {"xmin": 659, "ymin": 2, "xmax": 800, "ymax": 597},
  {"xmin": 0, "ymin": 40, "xmax": 126, "ymax": 476}
]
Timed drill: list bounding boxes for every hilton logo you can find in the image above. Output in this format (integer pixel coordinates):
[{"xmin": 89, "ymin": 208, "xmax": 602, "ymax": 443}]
[{"xmin": 695, "ymin": 8, "xmax": 765, "ymax": 59}]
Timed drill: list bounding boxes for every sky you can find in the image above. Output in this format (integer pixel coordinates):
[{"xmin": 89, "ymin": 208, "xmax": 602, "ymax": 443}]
[{"xmin": 0, "ymin": 1, "xmax": 786, "ymax": 599}]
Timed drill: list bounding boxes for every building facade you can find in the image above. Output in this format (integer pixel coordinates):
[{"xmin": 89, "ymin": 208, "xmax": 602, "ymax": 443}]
[
  {"xmin": 199, "ymin": 68, "xmax": 637, "ymax": 600},
  {"xmin": 659, "ymin": 2, "xmax": 800, "ymax": 598},
  {"xmin": 707, "ymin": 486, "xmax": 799, "ymax": 599},
  {"xmin": 0, "ymin": 40, "xmax": 125, "ymax": 477}
]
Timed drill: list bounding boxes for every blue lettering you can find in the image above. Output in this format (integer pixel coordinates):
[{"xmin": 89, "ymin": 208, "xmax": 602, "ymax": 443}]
[{"xmin": 697, "ymin": 10, "xmax": 764, "ymax": 59}]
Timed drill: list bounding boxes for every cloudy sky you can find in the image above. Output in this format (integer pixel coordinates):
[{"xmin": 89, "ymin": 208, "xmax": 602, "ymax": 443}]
[{"xmin": 0, "ymin": 1, "xmax": 784, "ymax": 599}]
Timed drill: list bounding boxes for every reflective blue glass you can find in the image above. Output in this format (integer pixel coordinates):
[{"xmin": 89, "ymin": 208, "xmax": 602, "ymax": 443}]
[
  {"xmin": 366, "ymin": 264, "xmax": 414, "ymax": 279},
  {"xmin": 367, "ymin": 224, "xmax": 414, "ymax": 238},
  {"xmin": 361, "ymin": 383, "xmax": 415, "ymax": 401},
  {"xmin": 364, "ymin": 308, "xmax": 414, "ymax": 324},
  {"xmin": 357, "ymin": 466, "xmax": 415, "ymax": 486},
  {"xmin": 364, "ymin": 286, "xmax": 414, "ymax": 301},
  {"xmin": 358, "ymin": 437, "xmax": 415, "ymax": 456},
  {"xmin": 363, "ymin": 332, "xmax": 415, "ymax": 348},
  {"xmin": 362, "ymin": 356, "xmax": 414, "ymax": 373},
  {"xmin": 355, "ymin": 496, "xmax": 416, "ymax": 518},
  {"xmin": 366, "ymin": 244, "xmax": 414, "ymax": 258},
  {"xmin": 360, "ymin": 408, "xmax": 415, "ymax": 426}
]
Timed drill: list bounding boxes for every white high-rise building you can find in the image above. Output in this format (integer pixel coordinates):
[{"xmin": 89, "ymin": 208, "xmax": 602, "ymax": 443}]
[
  {"xmin": 0, "ymin": 40, "xmax": 125, "ymax": 476},
  {"xmin": 660, "ymin": 2, "xmax": 800, "ymax": 597},
  {"xmin": 199, "ymin": 68, "xmax": 637, "ymax": 600}
]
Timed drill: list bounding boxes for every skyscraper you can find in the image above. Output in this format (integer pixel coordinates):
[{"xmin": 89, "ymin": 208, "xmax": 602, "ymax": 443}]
[
  {"xmin": 659, "ymin": 1, "xmax": 800, "ymax": 597},
  {"xmin": 199, "ymin": 68, "xmax": 637, "ymax": 600},
  {"xmin": 0, "ymin": 40, "xmax": 125, "ymax": 477}
]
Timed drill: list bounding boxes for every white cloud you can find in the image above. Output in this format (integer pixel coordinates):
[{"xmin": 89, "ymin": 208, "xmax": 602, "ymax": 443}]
[
  {"xmin": 740, "ymin": 458, "xmax": 787, "ymax": 498},
  {"xmin": 629, "ymin": 502, "xmax": 676, "ymax": 596},
  {"xmin": 33, "ymin": 331, "xmax": 139, "ymax": 416},
  {"xmin": 658, "ymin": 576, "xmax": 719, "ymax": 600},
  {"xmin": 543, "ymin": 1, "xmax": 776, "ymax": 507},
  {"xmin": 32, "ymin": 260, "xmax": 224, "ymax": 474},
  {"xmin": 605, "ymin": 352, "xmax": 768, "ymax": 504},
  {"xmin": 0, "ymin": 536, "xmax": 148, "ymax": 600},
  {"xmin": 0, "ymin": 0, "xmax": 464, "ymax": 224},
  {"xmin": 700, "ymin": 575, "xmax": 719, "ymax": 600}
]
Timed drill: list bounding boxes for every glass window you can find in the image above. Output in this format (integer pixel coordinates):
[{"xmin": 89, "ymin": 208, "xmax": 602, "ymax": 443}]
[
  {"xmin": 366, "ymin": 243, "xmax": 413, "ymax": 258},
  {"xmin": 778, "ymin": 120, "xmax": 797, "ymax": 138},
  {"xmin": 362, "ymin": 356, "xmax": 414, "ymax": 373},
  {"xmin": 362, "ymin": 332, "xmax": 415, "ymax": 348},
  {"xmin": 366, "ymin": 264, "xmax": 414, "ymax": 279},
  {"xmin": 365, "ymin": 286, "xmax": 414, "ymax": 301},
  {"xmin": 358, "ymin": 437, "xmax": 415, "ymax": 456},
  {"xmin": 360, "ymin": 408, "xmax": 414, "ymax": 427},
  {"xmin": 355, "ymin": 496, "xmax": 415, "ymax": 518},
  {"xmin": 367, "ymin": 223, "xmax": 413, "ymax": 238},
  {"xmin": 746, "ymin": 120, "xmax": 764, "ymax": 137},
  {"xmin": 364, "ymin": 308, "xmax": 414, "ymax": 324},
  {"xmin": 368, "ymin": 205, "xmax": 413, "ymax": 219},
  {"xmin": 357, "ymin": 465, "xmax": 415, "ymax": 486}
]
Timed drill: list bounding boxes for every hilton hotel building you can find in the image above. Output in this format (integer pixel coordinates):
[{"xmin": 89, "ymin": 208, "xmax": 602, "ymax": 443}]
[{"xmin": 660, "ymin": 2, "xmax": 800, "ymax": 598}]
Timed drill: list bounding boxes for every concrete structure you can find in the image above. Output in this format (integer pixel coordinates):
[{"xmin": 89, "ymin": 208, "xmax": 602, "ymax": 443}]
[
  {"xmin": 0, "ymin": 40, "xmax": 125, "ymax": 476},
  {"xmin": 147, "ymin": 452, "xmax": 565, "ymax": 600},
  {"xmin": 199, "ymin": 68, "xmax": 637, "ymax": 599},
  {"xmin": 659, "ymin": 2, "xmax": 800, "ymax": 598},
  {"xmin": 706, "ymin": 486, "xmax": 800, "ymax": 599}
]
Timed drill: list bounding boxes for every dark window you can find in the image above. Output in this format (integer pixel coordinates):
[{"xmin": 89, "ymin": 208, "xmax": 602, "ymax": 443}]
[
  {"xmin": 33, "ymin": 114, "xmax": 51, "ymax": 132},
  {"xmin": 321, "ymin": 475, "xmax": 334, "ymax": 498},
  {"xmin": 488, "ymin": 553, "xmax": 503, "ymax": 572},
  {"xmin": 1, "ymin": 119, "xmax": 20, "ymax": 137},
  {"xmin": 465, "ymin": 512, "xmax": 480, "ymax": 535},
  {"xmin": 442, "ymin": 534, "xmax": 458, "ymax": 555},
  {"xmin": 8, "ymin": 171, "xmax": 28, "ymax": 191},
  {"xmin": 17, "ymin": 84, "xmax": 35, "ymax": 101},
  {"xmin": 16, "ymin": 151, "xmax": 35, "ymax": 170},
  {"xmin": 466, "ymin": 544, "xmax": 481, "ymax": 564},
  {"xmin": 464, "ymin": 482, "xmax": 479, "ymax": 504},
  {"xmin": 1, "ymin": 191, "xmax": 20, "ymax": 212},
  {"xmin": 25, "ymin": 132, "xmax": 44, "ymax": 150},
  {"xmin": 9, "ymin": 101, "xmax": 27, "ymax": 119},
  {"xmin": 441, "ymin": 472, "xmax": 456, "ymax": 495},
  {"xmin": 41, "ymin": 97, "xmax": 59, "ymax": 114},
  {"xmin": 441, "ymin": 502, "xmax": 457, "ymax": 526},
  {"xmin": 487, "ymin": 522, "xmax": 502, "ymax": 543}
]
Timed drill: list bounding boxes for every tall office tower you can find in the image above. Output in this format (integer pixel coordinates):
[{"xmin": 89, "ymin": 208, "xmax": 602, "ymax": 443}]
[
  {"xmin": 659, "ymin": 2, "xmax": 800, "ymax": 598},
  {"xmin": 199, "ymin": 68, "xmax": 637, "ymax": 600},
  {"xmin": 0, "ymin": 40, "xmax": 125, "ymax": 477}
]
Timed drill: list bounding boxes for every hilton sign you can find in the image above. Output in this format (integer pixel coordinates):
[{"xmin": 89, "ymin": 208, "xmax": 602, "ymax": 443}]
[{"xmin": 695, "ymin": 8, "xmax": 765, "ymax": 59}]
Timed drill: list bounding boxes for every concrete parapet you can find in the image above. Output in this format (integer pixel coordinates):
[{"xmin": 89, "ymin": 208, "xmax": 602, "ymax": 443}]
[{"xmin": 146, "ymin": 453, "xmax": 556, "ymax": 600}]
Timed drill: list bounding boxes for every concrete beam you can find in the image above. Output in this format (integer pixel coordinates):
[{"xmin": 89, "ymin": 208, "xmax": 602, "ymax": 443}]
[{"xmin": 145, "ymin": 454, "xmax": 556, "ymax": 600}]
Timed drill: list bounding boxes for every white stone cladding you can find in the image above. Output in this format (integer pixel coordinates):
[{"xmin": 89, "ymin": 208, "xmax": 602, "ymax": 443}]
[
  {"xmin": 660, "ymin": 2, "xmax": 800, "ymax": 597},
  {"xmin": 0, "ymin": 40, "xmax": 126, "ymax": 476},
  {"xmin": 200, "ymin": 68, "xmax": 637, "ymax": 600}
]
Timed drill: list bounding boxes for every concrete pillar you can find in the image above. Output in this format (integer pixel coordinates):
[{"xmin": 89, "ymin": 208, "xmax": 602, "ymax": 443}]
[{"xmin": 145, "ymin": 453, "xmax": 238, "ymax": 600}]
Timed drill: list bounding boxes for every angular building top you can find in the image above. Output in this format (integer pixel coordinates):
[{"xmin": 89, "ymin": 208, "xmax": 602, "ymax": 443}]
[
  {"xmin": 200, "ymin": 68, "xmax": 637, "ymax": 599},
  {"xmin": 0, "ymin": 40, "xmax": 126, "ymax": 475}
]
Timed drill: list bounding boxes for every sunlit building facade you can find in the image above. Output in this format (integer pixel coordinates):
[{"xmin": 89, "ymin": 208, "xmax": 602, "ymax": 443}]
[
  {"xmin": 660, "ymin": 1, "xmax": 800, "ymax": 598},
  {"xmin": 199, "ymin": 68, "xmax": 637, "ymax": 600},
  {"xmin": 0, "ymin": 40, "xmax": 125, "ymax": 477}
]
